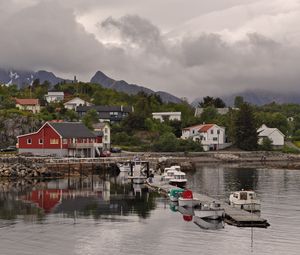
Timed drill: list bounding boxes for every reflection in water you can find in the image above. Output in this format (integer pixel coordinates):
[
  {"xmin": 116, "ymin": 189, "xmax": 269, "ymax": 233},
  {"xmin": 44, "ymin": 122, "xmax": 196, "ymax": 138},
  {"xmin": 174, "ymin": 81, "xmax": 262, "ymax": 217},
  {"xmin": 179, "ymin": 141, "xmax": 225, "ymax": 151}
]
[
  {"xmin": 0, "ymin": 175, "xmax": 157, "ymax": 223},
  {"xmin": 1, "ymin": 166, "xmax": 300, "ymax": 255}
]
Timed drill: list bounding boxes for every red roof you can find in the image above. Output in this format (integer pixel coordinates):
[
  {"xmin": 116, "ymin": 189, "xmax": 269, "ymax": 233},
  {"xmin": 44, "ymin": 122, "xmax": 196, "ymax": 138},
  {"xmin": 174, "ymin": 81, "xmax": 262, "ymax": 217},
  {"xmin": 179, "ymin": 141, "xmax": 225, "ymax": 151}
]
[
  {"xmin": 198, "ymin": 124, "xmax": 215, "ymax": 133},
  {"xmin": 15, "ymin": 98, "xmax": 39, "ymax": 105}
]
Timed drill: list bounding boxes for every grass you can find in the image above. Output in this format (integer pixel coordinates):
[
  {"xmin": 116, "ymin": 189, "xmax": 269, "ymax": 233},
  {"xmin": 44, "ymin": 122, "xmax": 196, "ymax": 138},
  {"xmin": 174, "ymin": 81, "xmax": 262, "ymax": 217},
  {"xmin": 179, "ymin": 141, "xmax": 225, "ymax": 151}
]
[{"xmin": 293, "ymin": 141, "xmax": 300, "ymax": 148}]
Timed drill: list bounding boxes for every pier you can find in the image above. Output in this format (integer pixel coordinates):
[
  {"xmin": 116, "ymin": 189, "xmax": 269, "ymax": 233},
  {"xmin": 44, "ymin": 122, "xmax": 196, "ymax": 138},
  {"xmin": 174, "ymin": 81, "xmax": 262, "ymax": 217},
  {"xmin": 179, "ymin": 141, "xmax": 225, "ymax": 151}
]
[{"xmin": 147, "ymin": 176, "xmax": 270, "ymax": 228}]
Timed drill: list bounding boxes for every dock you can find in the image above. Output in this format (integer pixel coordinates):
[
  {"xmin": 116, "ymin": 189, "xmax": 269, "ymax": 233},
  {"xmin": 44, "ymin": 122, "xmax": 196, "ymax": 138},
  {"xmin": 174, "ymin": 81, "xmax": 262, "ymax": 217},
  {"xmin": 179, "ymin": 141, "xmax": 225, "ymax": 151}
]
[{"xmin": 147, "ymin": 176, "xmax": 270, "ymax": 228}]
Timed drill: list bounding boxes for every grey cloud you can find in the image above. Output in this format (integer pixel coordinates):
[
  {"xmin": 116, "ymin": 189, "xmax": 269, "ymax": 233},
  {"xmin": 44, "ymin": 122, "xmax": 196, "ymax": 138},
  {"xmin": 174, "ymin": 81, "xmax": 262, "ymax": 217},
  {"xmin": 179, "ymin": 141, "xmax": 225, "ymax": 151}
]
[{"xmin": 1, "ymin": 1, "xmax": 300, "ymax": 100}]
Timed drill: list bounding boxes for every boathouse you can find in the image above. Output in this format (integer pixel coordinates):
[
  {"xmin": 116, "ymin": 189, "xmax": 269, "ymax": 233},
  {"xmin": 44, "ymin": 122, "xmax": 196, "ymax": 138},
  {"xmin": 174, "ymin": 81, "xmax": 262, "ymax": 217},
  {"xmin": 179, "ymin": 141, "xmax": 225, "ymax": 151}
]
[{"xmin": 17, "ymin": 121, "xmax": 103, "ymax": 157}]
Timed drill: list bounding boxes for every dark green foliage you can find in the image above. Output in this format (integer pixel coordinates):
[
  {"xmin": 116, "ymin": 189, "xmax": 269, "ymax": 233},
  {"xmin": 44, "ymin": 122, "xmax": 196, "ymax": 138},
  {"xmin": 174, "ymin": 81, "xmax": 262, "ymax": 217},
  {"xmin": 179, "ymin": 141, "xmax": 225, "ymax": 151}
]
[
  {"xmin": 235, "ymin": 103, "xmax": 258, "ymax": 150},
  {"xmin": 82, "ymin": 109, "xmax": 99, "ymax": 130},
  {"xmin": 198, "ymin": 96, "xmax": 226, "ymax": 108},
  {"xmin": 200, "ymin": 106, "xmax": 218, "ymax": 123},
  {"xmin": 259, "ymin": 137, "xmax": 273, "ymax": 151},
  {"xmin": 234, "ymin": 96, "xmax": 244, "ymax": 108}
]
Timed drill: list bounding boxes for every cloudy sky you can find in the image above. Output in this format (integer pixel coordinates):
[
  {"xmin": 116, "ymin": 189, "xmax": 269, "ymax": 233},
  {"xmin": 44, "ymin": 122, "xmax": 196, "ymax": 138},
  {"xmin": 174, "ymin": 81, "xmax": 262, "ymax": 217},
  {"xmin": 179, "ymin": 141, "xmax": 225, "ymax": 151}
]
[{"xmin": 1, "ymin": 0, "xmax": 300, "ymax": 100}]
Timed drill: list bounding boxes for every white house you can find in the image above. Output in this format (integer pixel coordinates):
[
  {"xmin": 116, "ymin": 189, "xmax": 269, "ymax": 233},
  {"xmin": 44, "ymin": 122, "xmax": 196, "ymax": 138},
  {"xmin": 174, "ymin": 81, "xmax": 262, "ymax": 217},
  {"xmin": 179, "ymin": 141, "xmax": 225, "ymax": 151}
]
[
  {"xmin": 93, "ymin": 122, "xmax": 111, "ymax": 150},
  {"xmin": 181, "ymin": 124, "xmax": 226, "ymax": 151},
  {"xmin": 64, "ymin": 97, "xmax": 92, "ymax": 111},
  {"xmin": 257, "ymin": 124, "xmax": 285, "ymax": 146},
  {"xmin": 45, "ymin": 92, "xmax": 64, "ymax": 103},
  {"xmin": 152, "ymin": 112, "xmax": 181, "ymax": 122}
]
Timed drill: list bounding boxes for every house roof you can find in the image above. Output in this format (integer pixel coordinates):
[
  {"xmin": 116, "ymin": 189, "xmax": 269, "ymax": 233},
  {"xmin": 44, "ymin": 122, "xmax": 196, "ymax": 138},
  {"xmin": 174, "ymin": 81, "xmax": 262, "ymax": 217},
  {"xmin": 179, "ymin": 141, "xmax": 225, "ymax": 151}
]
[
  {"xmin": 182, "ymin": 124, "xmax": 203, "ymax": 130},
  {"xmin": 64, "ymin": 97, "xmax": 89, "ymax": 105},
  {"xmin": 76, "ymin": 105, "xmax": 133, "ymax": 113},
  {"xmin": 46, "ymin": 91, "xmax": 64, "ymax": 96},
  {"xmin": 93, "ymin": 122, "xmax": 109, "ymax": 129},
  {"xmin": 15, "ymin": 98, "xmax": 39, "ymax": 105},
  {"xmin": 257, "ymin": 125, "xmax": 285, "ymax": 138},
  {"xmin": 198, "ymin": 124, "xmax": 215, "ymax": 133},
  {"xmin": 49, "ymin": 122, "xmax": 96, "ymax": 138}
]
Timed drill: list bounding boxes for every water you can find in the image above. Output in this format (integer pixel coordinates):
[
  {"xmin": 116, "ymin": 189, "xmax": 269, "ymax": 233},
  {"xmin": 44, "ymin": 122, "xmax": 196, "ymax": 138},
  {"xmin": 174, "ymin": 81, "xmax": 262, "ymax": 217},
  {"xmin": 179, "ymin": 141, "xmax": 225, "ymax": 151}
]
[{"xmin": 1, "ymin": 166, "xmax": 300, "ymax": 255}]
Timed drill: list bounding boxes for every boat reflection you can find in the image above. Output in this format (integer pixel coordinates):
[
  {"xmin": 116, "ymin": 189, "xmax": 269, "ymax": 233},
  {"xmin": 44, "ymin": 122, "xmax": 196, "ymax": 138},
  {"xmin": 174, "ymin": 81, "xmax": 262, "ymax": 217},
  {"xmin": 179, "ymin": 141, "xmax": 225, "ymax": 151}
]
[{"xmin": 193, "ymin": 216, "xmax": 225, "ymax": 230}]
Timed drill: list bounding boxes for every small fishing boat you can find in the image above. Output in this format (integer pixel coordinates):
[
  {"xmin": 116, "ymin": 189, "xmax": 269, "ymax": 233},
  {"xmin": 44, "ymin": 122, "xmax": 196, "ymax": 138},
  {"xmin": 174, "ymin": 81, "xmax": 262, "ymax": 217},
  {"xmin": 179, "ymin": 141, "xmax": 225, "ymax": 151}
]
[
  {"xmin": 168, "ymin": 187, "xmax": 184, "ymax": 202},
  {"xmin": 229, "ymin": 190, "xmax": 261, "ymax": 211},
  {"xmin": 168, "ymin": 171, "xmax": 187, "ymax": 188},
  {"xmin": 194, "ymin": 201, "xmax": 225, "ymax": 220},
  {"xmin": 178, "ymin": 190, "xmax": 200, "ymax": 208}
]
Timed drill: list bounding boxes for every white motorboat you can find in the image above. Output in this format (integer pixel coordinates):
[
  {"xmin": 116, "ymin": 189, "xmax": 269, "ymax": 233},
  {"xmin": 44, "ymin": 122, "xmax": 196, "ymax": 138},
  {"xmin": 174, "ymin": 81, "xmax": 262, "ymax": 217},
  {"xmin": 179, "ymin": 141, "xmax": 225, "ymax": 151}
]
[
  {"xmin": 178, "ymin": 190, "xmax": 200, "ymax": 208},
  {"xmin": 161, "ymin": 168, "xmax": 177, "ymax": 182},
  {"xmin": 169, "ymin": 171, "xmax": 187, "ymax": 188},
  {"xmin": 229, "ymin": 190, "xmax": 261, "ymax": 211},
  {"xmin": 194, "ymin": 201, "xmax": 225, "ymax": 220},
  {"xmin": 193, "ymin": 217, "xmax": 225, "ymax": 230}
]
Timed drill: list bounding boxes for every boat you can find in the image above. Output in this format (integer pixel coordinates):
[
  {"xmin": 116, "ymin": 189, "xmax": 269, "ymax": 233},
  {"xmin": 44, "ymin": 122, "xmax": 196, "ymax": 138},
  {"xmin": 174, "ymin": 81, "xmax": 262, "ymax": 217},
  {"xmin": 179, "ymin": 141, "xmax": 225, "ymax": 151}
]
[
  {"xmin": 229, "ymin": 190, "xmax": 261, "ymax": 211},
  {"xmin": 193, "ymin": 216, "xmax": 225, "ymax": 230},
  {"xmin": 168, "ymin": 171, "xmax": 187, "ymax": 188},
  {"xmin": 178, "ymin": 190, "xmax": 200, "ymax": 208},
  {"xmin": 168, "ymin": 187, "xmax": 184, "ymax": 202},
  {"xmin": 161, "ymin": 168, "xmax": 177, "ymax": 182},
  {"xmin": 193, "ymin": 201, "xmax": 225, "ymax": 220}
]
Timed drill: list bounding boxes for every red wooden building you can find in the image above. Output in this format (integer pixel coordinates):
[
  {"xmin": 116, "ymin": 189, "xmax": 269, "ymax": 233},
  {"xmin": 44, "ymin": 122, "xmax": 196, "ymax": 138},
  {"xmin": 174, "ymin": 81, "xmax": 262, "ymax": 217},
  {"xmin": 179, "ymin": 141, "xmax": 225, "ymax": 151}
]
[{"xmin": 17, "ymin": 121, "xmax": 103, "ymax": 157}]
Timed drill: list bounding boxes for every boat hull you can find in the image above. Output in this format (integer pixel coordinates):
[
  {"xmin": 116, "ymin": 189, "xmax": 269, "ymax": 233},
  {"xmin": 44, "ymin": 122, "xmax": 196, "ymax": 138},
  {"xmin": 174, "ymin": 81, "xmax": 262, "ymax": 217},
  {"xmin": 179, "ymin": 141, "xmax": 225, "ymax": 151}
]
[
  {"xmin": 230, "ymin": 202, "xmax": 261, "ymax": 212},
  {"xmin": 194, "ymin": 208, "xmax": 225, "ymax": 220},
  {"xmin": 193, "ymin": 217, "xmax": 224, "ymax": 230},
  {"xmin": 169, "ymin": 180, "xmax": 187, "ymax": 188},
  {"xmin": 178, "ymin": 198, "xmax": 200, "ymax": 208}
]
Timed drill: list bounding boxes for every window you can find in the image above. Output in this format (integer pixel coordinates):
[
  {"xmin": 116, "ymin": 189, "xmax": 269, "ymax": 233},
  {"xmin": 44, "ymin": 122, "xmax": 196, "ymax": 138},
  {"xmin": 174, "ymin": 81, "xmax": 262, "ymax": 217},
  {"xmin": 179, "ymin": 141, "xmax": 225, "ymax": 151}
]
[
  {"xmin": 211, "ymin": 129, "xmax": 214, "ymax": 134},
  {"xmin": 50, "ymin": 139, "xmax": 59, "ymax": 144},
  {"xmin": 39, "ymin": 139, "xmax": 43, "ymax": 144},
  {"xmin": 104, "ymin": 135, "xmax": 108, "ymax": 141},
  {"xmin": 217, "ymin": 130, "xmax": 220, "ymax": 135},
  {"xmin": 104, "ymin": 128, "xmax": 108, "ymax": 133},
  {"xmin": 27, "ymin": 138, "xmax": 32, "ymax": 144},
  {"xmin": 63, "ymin": 139, "xmax": 68, "ymax": 144},
  {"xmin": 213, "ymin": 137, "xmax": 218, "ymax": 141}
]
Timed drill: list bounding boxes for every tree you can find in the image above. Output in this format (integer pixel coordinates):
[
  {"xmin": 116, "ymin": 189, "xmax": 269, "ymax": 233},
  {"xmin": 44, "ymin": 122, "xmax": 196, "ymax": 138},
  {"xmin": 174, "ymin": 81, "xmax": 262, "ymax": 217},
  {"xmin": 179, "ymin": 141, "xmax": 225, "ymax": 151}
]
[
  {"xmin": 234, "ymin": 103, "xmax": 258, "ymax": 150},
  {"xmin": 198, "ymin": 96, "xmax": 225, "ymax": 108},
  {"xmin": 214, "ymin": 97, "xmax": 226, "ymax": 108},
  {"xmin": 200, "ymin": 106, "xmax": 218, "ymax": 123},
  {"xmin": 234, "ymin": 96, "xmax": 244, "ymax": 108},
  {"xmin": 82, "ymin": 109, "xmax": 99, "ymax": 129},
  {"xmin": 260, "ymin": 137, "xmax": 273, "ymax": 151}
]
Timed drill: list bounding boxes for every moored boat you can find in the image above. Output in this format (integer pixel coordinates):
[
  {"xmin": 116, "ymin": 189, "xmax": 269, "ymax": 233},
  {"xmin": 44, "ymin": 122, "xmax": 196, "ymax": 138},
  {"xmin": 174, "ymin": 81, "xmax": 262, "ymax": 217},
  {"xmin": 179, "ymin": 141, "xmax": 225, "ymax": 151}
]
[
  {"xmin": 168, "ymin": 187, "xmax": 184, "ymax": 202},
  {"xmin": 178, "ymin": 190, "xmax": 200, "ymax": 208},
  {"xmin": 168, "ymin": 171, "xmax": 187, "ymax": 188},
  {"xmin": 229, "ymin": 190, "xmax": 261, "ymax": 211},
  {"xmin": 194, "ymin": 201, "xmax": 225, "ymax": 220}
]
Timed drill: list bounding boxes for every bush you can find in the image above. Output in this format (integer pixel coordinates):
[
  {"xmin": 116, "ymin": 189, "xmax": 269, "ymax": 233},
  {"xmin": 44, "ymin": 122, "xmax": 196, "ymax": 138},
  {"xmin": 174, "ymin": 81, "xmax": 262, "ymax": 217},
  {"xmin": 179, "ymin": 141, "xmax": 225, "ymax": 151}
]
[
  {"xmin": 282, "ymin": 145, "xmax": 300, "ymax": 154},
  {"xmin": 259, "ymin": 137, "xmax": 273, "ymax": 151}
]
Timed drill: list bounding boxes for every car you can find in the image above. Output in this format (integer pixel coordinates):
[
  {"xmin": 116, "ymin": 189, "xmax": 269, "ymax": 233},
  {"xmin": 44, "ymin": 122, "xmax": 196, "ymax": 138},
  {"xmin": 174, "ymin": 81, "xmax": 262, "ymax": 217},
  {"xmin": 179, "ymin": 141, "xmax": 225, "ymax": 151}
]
[
  {"xmin": 110, "ymin": 147, "xmax": 122, "ymax": 153},
  {"xmin": 0, "ymin": 145, "xmax": 17, "ymax": 152},
  {"xmin": 100, "ymin": 150, "xmax": 111, "ymax": 157}
]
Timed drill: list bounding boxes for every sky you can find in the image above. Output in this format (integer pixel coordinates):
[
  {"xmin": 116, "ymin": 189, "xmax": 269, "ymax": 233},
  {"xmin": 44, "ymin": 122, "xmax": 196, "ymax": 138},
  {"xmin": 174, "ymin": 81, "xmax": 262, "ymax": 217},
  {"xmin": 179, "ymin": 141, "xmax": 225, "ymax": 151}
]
[{"xmin": 1, "ymin": 0, "xmax": 300, "ymax": 100}]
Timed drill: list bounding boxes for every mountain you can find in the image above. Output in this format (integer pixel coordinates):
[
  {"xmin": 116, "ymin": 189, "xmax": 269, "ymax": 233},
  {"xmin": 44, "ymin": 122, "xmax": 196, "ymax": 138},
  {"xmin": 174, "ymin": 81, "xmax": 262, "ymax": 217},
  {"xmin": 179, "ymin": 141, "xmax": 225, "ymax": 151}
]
[
  {"xmin": 0, "ymin": 69, "xmax": 66, "ymax": 88},
  {"xmin": 192, "ymin": 90, "xmax": 300, "ymax": 107},
  {"xmin": 91, "ymin": 71, "xmax": 182, "ymax": 103}
]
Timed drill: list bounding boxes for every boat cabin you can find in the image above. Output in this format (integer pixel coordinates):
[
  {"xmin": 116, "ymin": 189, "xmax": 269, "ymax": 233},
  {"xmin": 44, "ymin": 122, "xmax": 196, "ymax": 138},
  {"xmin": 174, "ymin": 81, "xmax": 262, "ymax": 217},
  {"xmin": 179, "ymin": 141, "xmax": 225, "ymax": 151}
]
[{"xmin": 232, "ymin": 191, "xmax": 257, "ymax": 200}]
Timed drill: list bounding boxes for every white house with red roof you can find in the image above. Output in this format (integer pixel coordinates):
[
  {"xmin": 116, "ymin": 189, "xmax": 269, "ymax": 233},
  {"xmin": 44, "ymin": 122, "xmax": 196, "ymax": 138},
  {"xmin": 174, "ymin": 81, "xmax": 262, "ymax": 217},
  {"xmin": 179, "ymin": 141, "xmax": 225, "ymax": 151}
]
[
  {"xmin": 181, "ymin": 123, "xmax": 226, "ymax": 151},
  {"xmin": 15, "ymin": 98, "xmax": 40, "ymax": 113}
]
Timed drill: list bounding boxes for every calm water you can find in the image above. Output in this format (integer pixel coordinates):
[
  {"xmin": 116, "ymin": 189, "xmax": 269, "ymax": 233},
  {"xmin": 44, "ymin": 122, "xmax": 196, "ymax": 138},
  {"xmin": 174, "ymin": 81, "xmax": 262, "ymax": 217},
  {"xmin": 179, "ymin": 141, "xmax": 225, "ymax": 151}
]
[{"xmin": 1, "ymin": 166, "xmax": 300, "ymax": 255}]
